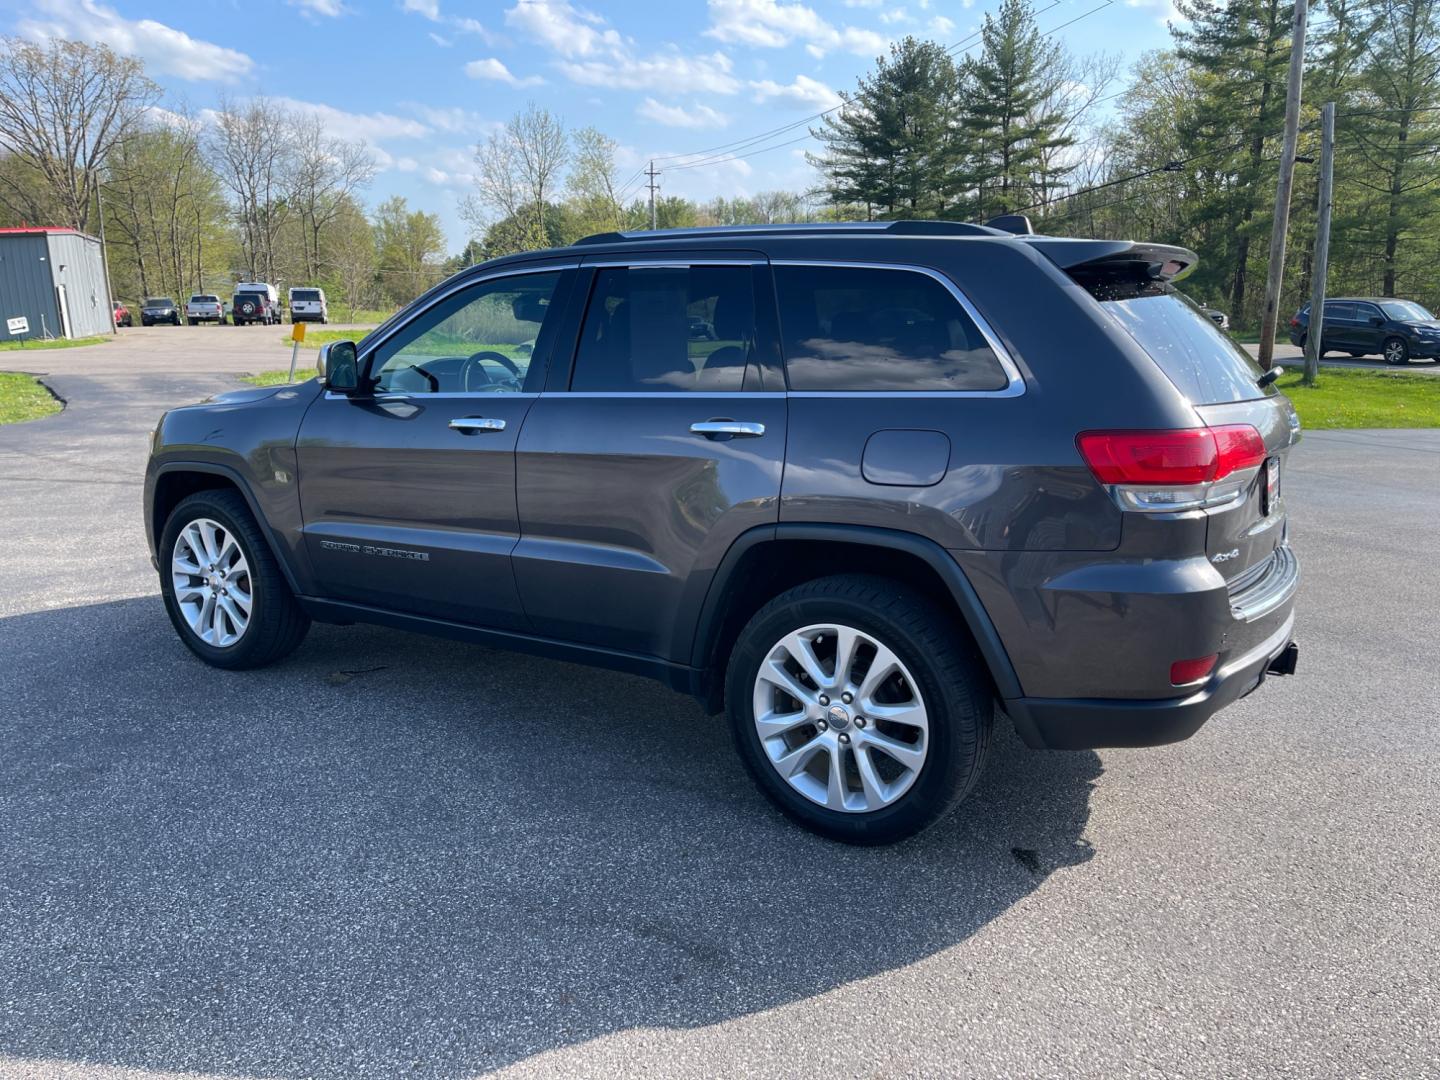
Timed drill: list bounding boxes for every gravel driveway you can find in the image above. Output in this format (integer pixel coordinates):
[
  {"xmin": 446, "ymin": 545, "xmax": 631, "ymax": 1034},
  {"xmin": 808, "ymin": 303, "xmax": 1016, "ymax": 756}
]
[{"xmin": 1, "ymin": 331, "xmax": 1436, "ymax": 1079}]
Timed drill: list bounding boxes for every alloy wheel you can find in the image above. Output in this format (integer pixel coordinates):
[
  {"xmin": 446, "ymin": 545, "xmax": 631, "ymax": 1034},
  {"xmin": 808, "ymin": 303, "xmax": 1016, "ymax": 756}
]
[
  {"xmin": 751, "ymin": 622, "xmax": 929, "ymax": 813},
  {"xmin": 171, "ymin": 517, "xmax": 252, "ymax": 648}
]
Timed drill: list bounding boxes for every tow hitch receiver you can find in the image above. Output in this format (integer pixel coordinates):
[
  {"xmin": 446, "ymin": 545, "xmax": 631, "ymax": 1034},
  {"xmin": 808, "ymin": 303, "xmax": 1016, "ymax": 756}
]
[{"xmin": 1266, "ymin": 641, "xmax": 1299, "ymax": 677}]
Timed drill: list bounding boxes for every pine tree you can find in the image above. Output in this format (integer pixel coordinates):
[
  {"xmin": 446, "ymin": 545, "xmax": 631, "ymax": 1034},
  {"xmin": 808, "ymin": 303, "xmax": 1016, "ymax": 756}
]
[
  {"xmin": 1171, "ymin": 0, "xmax": 1295, "ymax": 322},
  {"xmin": 959, "ymin": 0, "xmax": 1074, "ymax": 218},
  {"xmin": 810, "ymin": 38, "xmax": 960, "ymax": 218}
]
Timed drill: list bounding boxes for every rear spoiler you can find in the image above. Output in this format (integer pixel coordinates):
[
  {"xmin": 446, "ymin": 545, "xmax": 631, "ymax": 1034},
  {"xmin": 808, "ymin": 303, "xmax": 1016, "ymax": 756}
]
[{"xmin": 1017, "ymin": 237, "xmax": 1199, "ymax": 284}]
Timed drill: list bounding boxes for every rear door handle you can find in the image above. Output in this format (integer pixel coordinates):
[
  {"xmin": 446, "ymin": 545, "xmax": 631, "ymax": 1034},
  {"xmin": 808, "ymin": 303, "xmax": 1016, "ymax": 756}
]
[
  {"xmin": 690, "ymin": 420, "xmax": 765, "ymax": 438},
  {"xmin": 449, "ymin": 417, "xmax": 507, "ymax": 433}
]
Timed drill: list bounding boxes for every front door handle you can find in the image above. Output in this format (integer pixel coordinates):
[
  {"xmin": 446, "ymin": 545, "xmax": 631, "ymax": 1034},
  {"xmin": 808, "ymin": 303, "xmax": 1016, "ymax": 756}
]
[
  {"xmin": 449, "ymin": 417, "xmax": 506, "ymax": 433},
  {"xmin": 691, "ymin": 420, "xmax": 765, "ymax": 439}
]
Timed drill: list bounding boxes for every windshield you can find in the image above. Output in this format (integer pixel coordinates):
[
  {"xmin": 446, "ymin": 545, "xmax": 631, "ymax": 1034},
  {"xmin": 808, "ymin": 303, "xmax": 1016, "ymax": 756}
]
[
  {"xmin": 1101, "ymin": 290, "xmax": 1271, "ymax": 404},
  {"xmin": 1380, "ymin": 300, "xmax": 1434, "ymax": 322}
]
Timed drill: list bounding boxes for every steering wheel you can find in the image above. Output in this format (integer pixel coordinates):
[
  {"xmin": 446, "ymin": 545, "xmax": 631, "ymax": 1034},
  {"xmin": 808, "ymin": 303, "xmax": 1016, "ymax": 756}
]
[{"xmin": 462, "ymin": 350, "xmax": 523, "ymax": 391}]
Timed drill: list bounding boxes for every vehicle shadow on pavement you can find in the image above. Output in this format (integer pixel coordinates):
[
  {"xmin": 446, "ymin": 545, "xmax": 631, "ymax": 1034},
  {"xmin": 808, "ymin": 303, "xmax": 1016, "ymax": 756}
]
[{"xmin": 0, "ymin": 596, "xmax": 1100, "ymax": 1079}]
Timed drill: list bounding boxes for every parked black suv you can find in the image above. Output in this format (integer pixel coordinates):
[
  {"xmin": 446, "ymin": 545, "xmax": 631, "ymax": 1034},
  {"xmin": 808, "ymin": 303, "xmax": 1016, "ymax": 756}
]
[
  {"xmin": 1289, "ymin": 296, "xmax": 1440, "ymax": 364},
  {"xmin": 144, "ymin": 221, "xmax": 1302, "ymax": 843},
  {"xmin": 140, "ymin": 297, "xmax": 180, "ymax": 326},
  {"xmin": 231, "ymin": 290, "xmax": 278, "ymax": 327}
]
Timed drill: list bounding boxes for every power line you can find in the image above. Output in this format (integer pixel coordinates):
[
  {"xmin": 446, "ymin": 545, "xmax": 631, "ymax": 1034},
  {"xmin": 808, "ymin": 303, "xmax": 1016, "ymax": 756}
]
[{"xmin": 642, "ymin": 0, "xmax": 1082, "ymax": 175}]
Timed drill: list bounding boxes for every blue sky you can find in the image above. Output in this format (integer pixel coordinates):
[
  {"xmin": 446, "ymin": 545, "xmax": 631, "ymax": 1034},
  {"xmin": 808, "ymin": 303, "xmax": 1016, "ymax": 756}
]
[{"xmin": 4, "ymin": 0, "xmax": 1179, "ymax": 250}]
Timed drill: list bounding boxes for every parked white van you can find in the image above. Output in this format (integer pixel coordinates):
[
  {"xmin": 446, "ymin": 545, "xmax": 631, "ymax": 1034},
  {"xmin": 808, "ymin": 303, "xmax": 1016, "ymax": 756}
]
[{"xmin": 288, "ymin": 286, "xmax": 328, "ymax": 324}]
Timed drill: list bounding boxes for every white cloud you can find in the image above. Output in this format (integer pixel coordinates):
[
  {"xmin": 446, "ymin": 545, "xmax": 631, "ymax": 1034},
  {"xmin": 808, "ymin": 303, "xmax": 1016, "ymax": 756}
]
[
  {"xmin": 395, "ymin": 157, "xmax": 420, "ymax": 172},
  {"xmin": 18, "ymin": 0, "xmax": 253, "ymax": 82},
  {"xmin": 401, "ymin": 0, "xmax": 440, "ymax": 19},
  {"xmin": 403, "ymin": 104, "xmax": 499, "ymax": 136},
  {"xmin": 928, "ymin": 14, "xmax": 956, "ymax": 32},
  {"xmin": 705, "ymin": 0, "xmax": 886, "ymax": 57},
  {"xmin": 464, "ymin": 57, "xmax": 545, "ymax": 87},
  {"xmin": 429, "ymin": 31, "xmax": 452, "ymax": 45},
  {"xmin": 879, "ymin": 7, "xmax": 912, "ymax": 24},
  {"xmin": 271, "ymin": 97, "xmax": 431, "ymax": 141},
  {"xmin": 637, "ymin": 98, "xmax": 730, "ymax": 129},
  {"xmin": 289, "ymin": 0, "xmax": 346, "ymax": 17},
  {"xmin": 505, "ymin": 0, "xmax": 621, "ymax": 58},
  {"xmin": 750, "ymin": 74, "xmax": 841, "ymax": 110},
  {"xmin": 559, "ymin": 49, "xmax": 741, "ymax": 95}
]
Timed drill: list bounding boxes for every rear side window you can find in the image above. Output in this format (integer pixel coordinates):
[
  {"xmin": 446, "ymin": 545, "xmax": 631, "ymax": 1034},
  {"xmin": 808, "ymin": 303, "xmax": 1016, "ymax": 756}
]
[
  {"xmin": 1101, "ymin": 291, "xmax": 1270, "ymax": 404},
  {"xmin": 773, "ymin": 264, "xmax": 1009, "ymax": 392},
  {"xmin": 571, "ymin": 265, "xmax": 757, "ymax": 392},
  {"xmin": 1325, "ymin": 301, "xmax": 1356, "ymax": 321}
]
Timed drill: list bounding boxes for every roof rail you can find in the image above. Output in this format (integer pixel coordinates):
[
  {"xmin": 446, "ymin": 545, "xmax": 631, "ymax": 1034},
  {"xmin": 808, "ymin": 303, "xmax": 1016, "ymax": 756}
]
[{"xmin": 572, "ymin": 220, "xmax": 1008, "ymax": 245}]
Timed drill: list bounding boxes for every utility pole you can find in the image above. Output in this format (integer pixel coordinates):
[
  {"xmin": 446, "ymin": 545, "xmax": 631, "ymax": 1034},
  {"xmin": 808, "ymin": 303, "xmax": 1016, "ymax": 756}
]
[
  {"xmin": 1303, "ymin": 102, "xmax": 1335, "ymax": 387},
  {"xmin": 1257, "ymin": 0, "xmax": 1309, "ymax": 370},
  {"xmin": 646, "ymin": 160, "xmax": 659, "ymax": 230},
  {"xmin": 95, "ymin": 182, "xmax": 118, "ymax": 336}
]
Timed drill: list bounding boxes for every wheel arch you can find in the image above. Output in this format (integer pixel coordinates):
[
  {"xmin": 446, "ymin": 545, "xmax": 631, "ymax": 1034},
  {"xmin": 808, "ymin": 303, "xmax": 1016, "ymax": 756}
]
[
  {"xmin": 689, "ymin": 524, "xmax": 1023, "ymax": 712},
  {"xmin": 150, "ymin": 462, "xmax": 302, "ymax": 594}
]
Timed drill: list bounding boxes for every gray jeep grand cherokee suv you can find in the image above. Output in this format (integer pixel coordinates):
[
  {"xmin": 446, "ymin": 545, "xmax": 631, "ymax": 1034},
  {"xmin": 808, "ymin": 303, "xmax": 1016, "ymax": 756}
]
[{"xmin": 144, "ymin": 221, "xmax": 1301, "ymax": 844}]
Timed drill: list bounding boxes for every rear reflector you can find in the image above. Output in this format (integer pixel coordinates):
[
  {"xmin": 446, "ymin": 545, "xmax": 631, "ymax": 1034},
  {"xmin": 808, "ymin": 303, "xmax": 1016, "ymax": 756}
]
[{"xmin": 1170, "ymin": 654, "xmax": 1218, "ymax": 686}]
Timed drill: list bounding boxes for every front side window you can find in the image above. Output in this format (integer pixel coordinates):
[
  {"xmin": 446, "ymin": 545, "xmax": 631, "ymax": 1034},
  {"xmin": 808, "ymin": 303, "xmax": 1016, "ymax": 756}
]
[
  {"xmin": 1380, "ymin": 300, "xmax": 1433, "ymax": 321},
  {"xmin": 571, "ymin": 265, "xmax": 757, "ymax": 392},
  {"xmin": 369, "ymin": 271, "xmax": 563, "ymax": 394},
  {"xmin": 773, "ymin": 265, "xmax": 1009, "ymax": 392}
]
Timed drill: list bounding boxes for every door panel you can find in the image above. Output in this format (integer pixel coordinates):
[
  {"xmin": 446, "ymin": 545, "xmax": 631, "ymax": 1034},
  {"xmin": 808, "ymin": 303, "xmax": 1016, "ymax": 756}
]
[
  {"xmin": 295, "ymin": 266, "xmax": 572, "ymax": 627},
  {"xmin": 514, "ymin": 394, "xmax": 786, "ymax": 657},
  {"xmin": 296, "ymin": 393, "xmax": 537, "ymax": 626},
  {"xmin": 513, "ymin": 259, "xmax": 786, "ymax": 660}
]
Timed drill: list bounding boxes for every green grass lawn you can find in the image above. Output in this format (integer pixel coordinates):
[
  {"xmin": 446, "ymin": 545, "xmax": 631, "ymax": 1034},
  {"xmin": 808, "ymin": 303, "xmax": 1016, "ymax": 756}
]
[
  {"xmin": 241, "ymin": 369, "xmax": 312, "ymax": 387},
  {"xmin": 0, "ymin": 372, "xmax": 62, "ymax": 424},
  {"xmin": 1278, "ymin": 367, "xmax": 1440, "ymax": 428},
  {"xmin": 0, "ymin": 335, "xmax": 109, "ymax": 352},
  {"xmin": 277, "ymin": 328, "xmax": 376, "ymax": 348}
]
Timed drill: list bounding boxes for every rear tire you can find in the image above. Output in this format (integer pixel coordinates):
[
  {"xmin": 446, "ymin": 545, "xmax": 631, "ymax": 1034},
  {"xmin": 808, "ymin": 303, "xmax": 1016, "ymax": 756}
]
[
  {"xmin": 1384, "ymin": 337, "xmax": 1409, "ymax": 365},
  {"xmin": 159, "ymin": 490, "xmax": 310, "ymax": 670},
  {"xmin": 726, "ymin": 574, "xmax": 992, "ymax": 845}
]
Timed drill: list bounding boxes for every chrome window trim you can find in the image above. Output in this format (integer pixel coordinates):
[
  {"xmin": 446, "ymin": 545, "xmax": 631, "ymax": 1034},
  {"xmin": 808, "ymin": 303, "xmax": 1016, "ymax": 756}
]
[
  {"xmin": 543, "ymin": 391, "xmax": 785, "ymax": 400},
  {"xmin": 323, "ymin": 391, "xmax": 540, "ymax": 402},
  {"xmin": 770, "ymin": 259, "xmax": 1026, "ymax": 398},
  {"xmin": 357, "ymin": 262, "xmax": 580, "ymax": 381},
  {"xmin": 583, "ymin": 259, "xmax": 765, "ymax": 268}
]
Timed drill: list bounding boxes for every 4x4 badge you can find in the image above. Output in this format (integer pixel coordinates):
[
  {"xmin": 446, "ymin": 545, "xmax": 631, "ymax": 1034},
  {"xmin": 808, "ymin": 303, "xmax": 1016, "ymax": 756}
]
[{"xmin": 1212, "ymin": 548, "xmax": 1241, "ymax": 563}]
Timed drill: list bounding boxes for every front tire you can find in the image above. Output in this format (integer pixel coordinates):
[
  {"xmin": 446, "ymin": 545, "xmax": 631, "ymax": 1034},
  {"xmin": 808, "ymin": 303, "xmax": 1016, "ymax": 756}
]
[
  {"xmin": 159, "ymin": 490, "xmax": 310, "ymax": 670},
  {"xmin": 726, "ymin": 574, "xmax": 992, "ymax": 845},
  {"xmin": 1384, "ymin": 337, "xmax": 1409, "ymax": 365}
]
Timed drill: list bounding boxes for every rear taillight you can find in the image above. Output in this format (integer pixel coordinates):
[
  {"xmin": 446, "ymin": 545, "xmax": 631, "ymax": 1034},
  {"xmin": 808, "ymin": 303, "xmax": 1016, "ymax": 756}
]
[
  {"xmin": 1077, "ymin": 425, "xmax": 1266, "ymax": 512},
  {"xmin": 1290, "ymin": 316, "xmax": 1300, "ymax": 327}
]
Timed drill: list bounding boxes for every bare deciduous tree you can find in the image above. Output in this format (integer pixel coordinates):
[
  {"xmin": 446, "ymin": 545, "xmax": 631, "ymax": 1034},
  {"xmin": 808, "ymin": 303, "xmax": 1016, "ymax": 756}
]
[
  {"xmin": 0, "ymin": 36, "xmax": 158, "ymax": 231},
  {"xmin": 288, "ymin": 113, "xmax": 377, "ymax": 282},
  {"xmin": 470, "ymin": 104, "xmax": 569, "ymax": 252},
  {"xmin": 208, "ymin": 96, "xmax": 295, "ymax": 284}
]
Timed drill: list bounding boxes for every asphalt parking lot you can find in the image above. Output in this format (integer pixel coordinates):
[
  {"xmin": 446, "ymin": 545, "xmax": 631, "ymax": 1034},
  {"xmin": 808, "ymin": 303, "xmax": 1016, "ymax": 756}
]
[{"xmin": 1, "ymin": 328, "xmax": 1437, "ymax": 1079}]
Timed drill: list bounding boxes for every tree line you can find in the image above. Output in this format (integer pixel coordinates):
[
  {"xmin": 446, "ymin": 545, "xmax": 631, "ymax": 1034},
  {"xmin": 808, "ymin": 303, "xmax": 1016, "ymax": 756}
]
[
  {"xmin": 0, "ymin": 37, "xmax": 452, "ymax": 314},
  {"xmin": 4, "ymin": 0, "xmax": 1436, "ymax": 328},
  {"xmin": 808, "ymin": 0, "xmax": 1440, "ymax": 325}
]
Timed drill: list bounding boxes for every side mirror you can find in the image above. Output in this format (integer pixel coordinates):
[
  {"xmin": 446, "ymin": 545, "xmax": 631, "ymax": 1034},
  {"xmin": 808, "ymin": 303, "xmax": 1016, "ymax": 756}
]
[{"xmin": 319, "ymin": 340, "xmax": 360, "ymax": 392}]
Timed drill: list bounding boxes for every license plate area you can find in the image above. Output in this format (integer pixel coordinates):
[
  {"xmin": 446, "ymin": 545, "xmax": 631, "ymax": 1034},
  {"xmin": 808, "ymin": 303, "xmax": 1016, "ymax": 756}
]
[{"xmin": 1262, "ymin": 456, "xmax": 1281, "ymax": 515}]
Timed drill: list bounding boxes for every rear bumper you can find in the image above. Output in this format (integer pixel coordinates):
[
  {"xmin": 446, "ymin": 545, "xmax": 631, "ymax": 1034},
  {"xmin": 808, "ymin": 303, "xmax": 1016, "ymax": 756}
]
[{"xmin": 1004, "ymin": 611, "xmax": 1296, "ymax": 750}]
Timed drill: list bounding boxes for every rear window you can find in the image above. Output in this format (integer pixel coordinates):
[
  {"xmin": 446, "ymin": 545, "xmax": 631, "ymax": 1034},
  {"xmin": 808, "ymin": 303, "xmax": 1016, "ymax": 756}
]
[
  {"xmin": 190, "ymin": 295, "xmax": 218, "ymax": 303},
  {"xmin": 1091, "ymin": 285, "xmax": 1269, "ymax": 404},
  {"xmin": 773, "ymin": 265, "xmax": 1009, "ymax": 391},
  {"xmin": 291, "ymin": 289, "xmax": 322, "ymax": 301}
]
